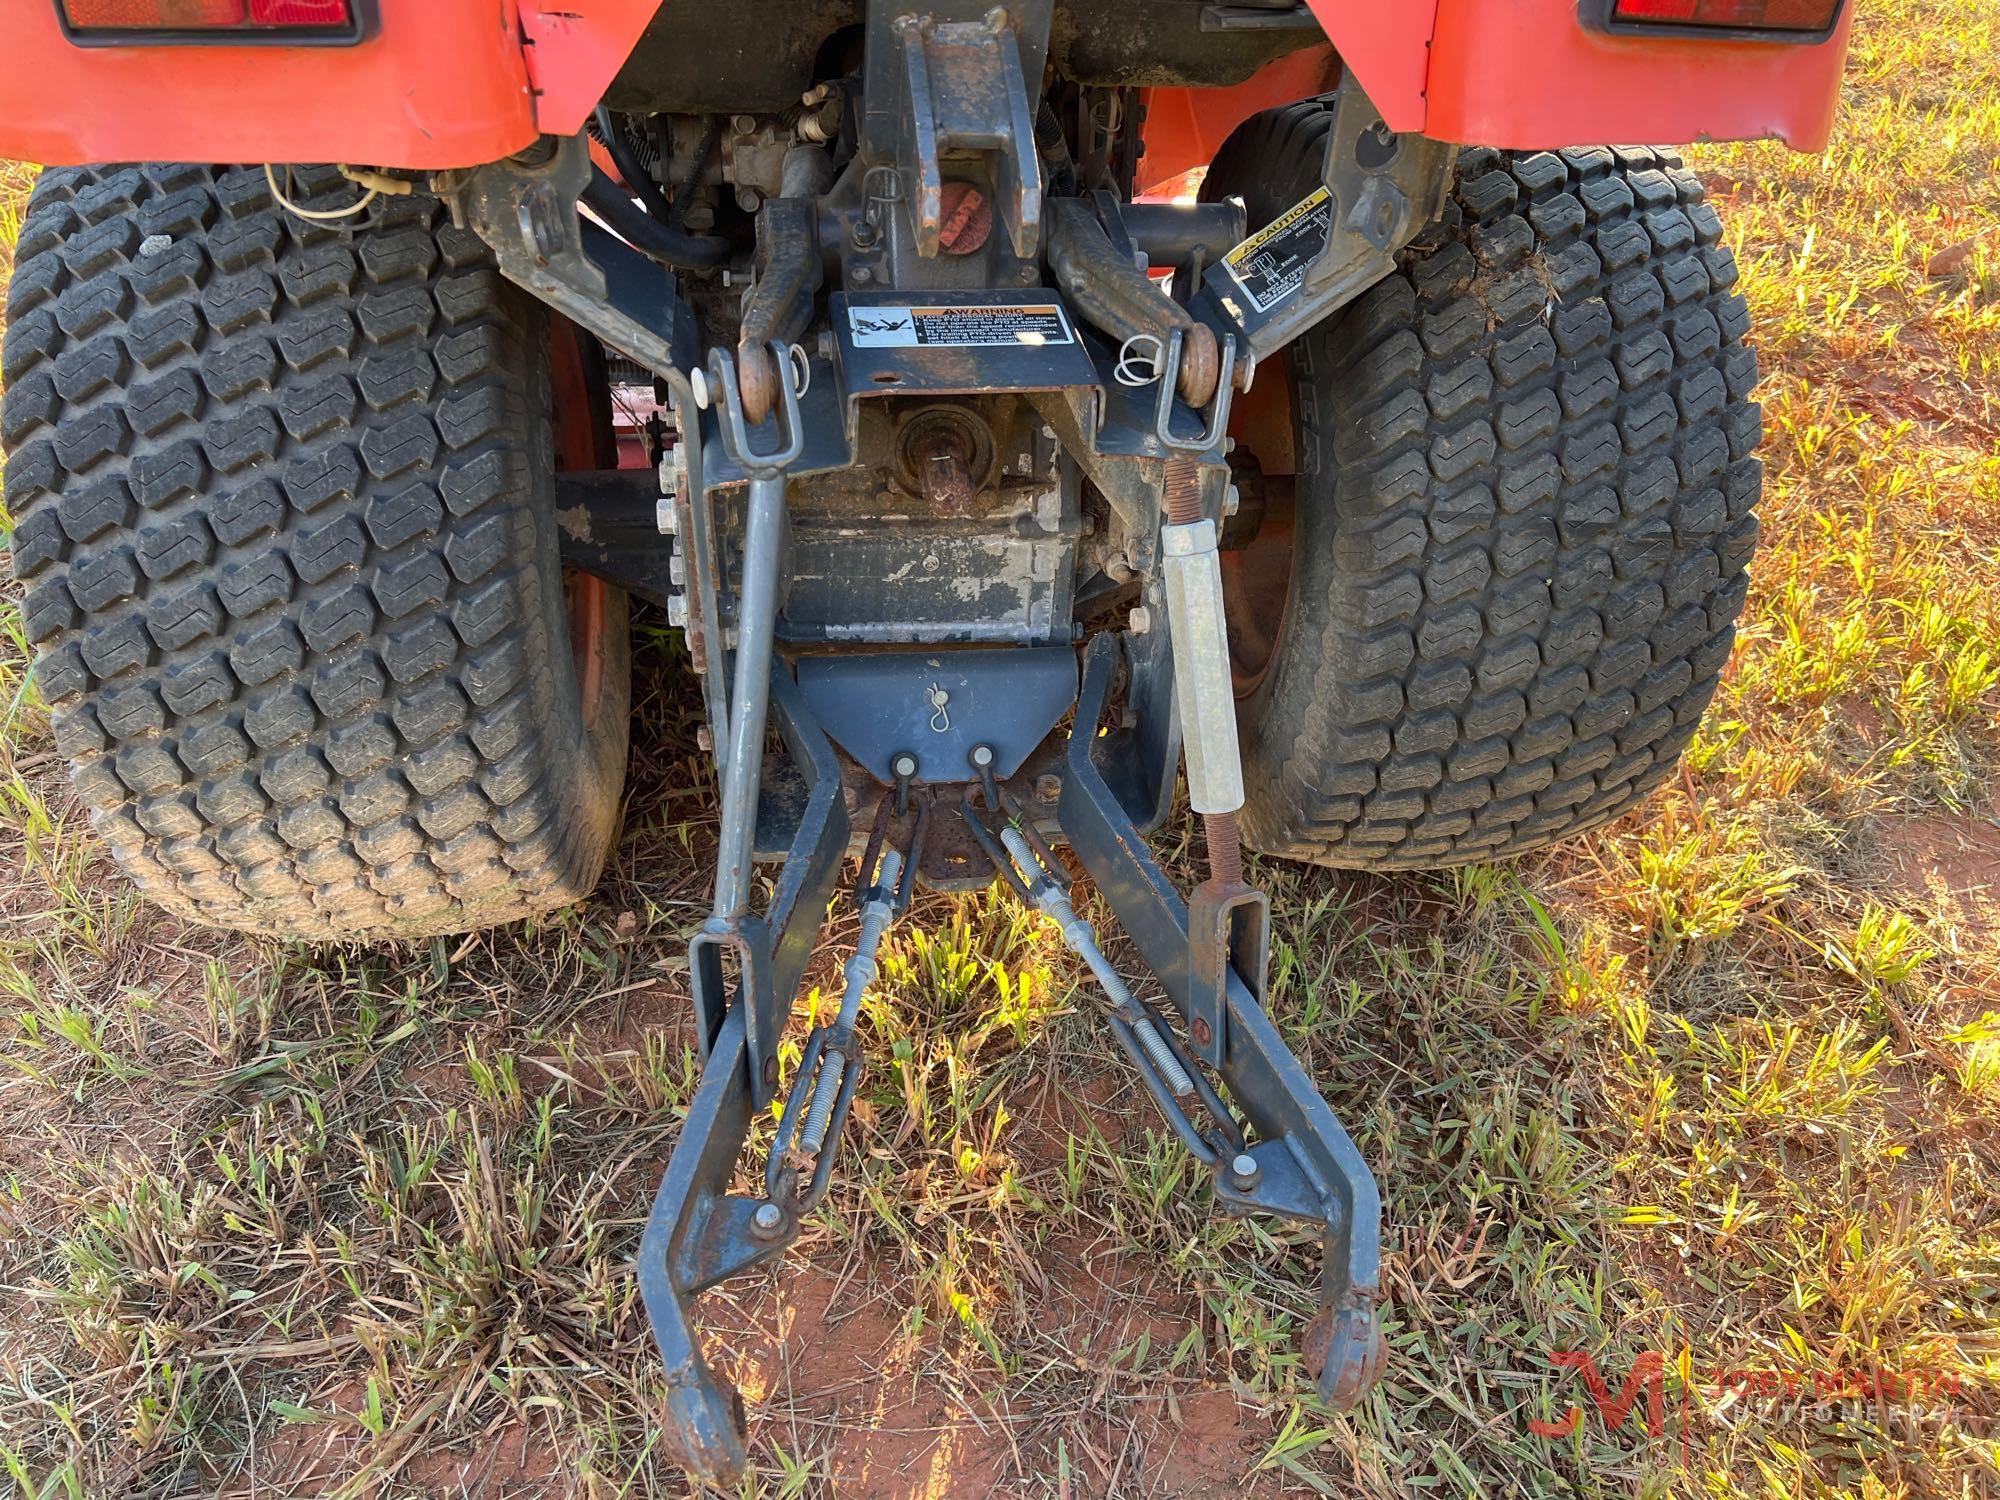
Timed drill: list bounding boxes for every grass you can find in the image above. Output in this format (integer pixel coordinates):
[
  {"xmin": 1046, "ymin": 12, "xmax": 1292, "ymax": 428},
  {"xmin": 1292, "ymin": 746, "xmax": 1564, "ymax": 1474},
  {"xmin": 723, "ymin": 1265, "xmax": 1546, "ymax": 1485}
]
[{"xmin": 0, "ymin": 2, "xmax": 1997, "ymax": 1493}]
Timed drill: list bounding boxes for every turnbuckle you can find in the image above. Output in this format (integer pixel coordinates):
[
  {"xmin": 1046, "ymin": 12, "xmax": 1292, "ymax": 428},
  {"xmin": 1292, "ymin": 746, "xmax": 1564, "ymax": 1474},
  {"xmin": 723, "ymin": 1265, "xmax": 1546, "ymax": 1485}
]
[{"xmin": 763, "ymin": 818, "xmax": 919, "ymax": 1216}]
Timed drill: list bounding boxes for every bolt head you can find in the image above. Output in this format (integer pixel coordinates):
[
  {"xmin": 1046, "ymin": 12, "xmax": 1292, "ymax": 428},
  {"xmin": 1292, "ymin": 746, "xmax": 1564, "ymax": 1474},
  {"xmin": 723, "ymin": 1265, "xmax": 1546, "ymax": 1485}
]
[
  {"xmin": 752, "ymin": 1201, "xmax": 785, "ymax": 1236},
  {"xmin": 1034, "ymin": 773, "xmax": 1063, "ymax": 803},
  {"xmin": 1230, "ymin": 1152, "xmax": 1260, "ymax": 1186},
  {"xmin": 892, "ymin": 752, "xmax": 918, "ymax": 778},
  {"xmin": 1127, "ymin": 605, "xmax": 1152, "ymax": 635},
  {"xmin": 969, "ymin": 743, "xmax": 994, "ymax": 768}
]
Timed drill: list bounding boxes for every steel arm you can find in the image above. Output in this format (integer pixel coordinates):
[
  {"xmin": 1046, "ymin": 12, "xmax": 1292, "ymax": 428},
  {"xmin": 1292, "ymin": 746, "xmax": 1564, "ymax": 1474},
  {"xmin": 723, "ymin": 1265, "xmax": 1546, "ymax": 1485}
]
[{"xmin": 1055, "ymin": 632, "xmax": 1387, "ymax": 1407}]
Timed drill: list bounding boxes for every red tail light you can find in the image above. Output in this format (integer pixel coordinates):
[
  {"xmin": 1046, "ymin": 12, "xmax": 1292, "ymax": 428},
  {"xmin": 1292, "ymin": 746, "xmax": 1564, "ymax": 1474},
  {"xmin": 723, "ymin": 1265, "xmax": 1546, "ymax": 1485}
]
[
  {"xmin": 248, "ymin": 0, "xmax": 350, "ymax": 21},
  {"xmin": 61, "ymin": 0, "xmax": 358, "ymax": 36},
  {"xmin": 1605, "ymin": 0, "xmax": 1844, "ymax": 32}
]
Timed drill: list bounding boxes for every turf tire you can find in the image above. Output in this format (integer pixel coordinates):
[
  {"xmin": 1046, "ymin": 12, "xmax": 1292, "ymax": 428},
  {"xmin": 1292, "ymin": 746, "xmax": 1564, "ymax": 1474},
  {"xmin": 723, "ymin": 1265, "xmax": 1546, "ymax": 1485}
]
[
  {"xmin": 1203, "ymin": 114, "xmax": 1761, "ymax": 869},
  {"xmin": 3, "ymin": 165, "xmax": 630, "ymax": 938}
]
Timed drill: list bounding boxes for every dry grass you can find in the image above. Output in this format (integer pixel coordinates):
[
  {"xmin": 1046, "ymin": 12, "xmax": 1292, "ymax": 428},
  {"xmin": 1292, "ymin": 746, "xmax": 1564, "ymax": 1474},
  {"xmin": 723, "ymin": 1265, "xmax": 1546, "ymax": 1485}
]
[{"xmin": 0, "ymin": 2, "xmax": 1997, "ymax": 1494}]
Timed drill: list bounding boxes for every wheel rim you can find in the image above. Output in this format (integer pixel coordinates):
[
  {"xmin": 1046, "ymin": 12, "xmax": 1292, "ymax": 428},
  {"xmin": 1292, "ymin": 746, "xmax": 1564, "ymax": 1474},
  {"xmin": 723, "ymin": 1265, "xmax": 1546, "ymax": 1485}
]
[
  {"xmin": 1222, "ymin": 482, "xmax": 1295, "ymax": 698},
  {"xmin": 548, "ymin": 317, "xmax": 613, "ymax": 733},
  {"xmin": 1222, "ymin": 359, "xmax": 1299, "ymax": 699}
]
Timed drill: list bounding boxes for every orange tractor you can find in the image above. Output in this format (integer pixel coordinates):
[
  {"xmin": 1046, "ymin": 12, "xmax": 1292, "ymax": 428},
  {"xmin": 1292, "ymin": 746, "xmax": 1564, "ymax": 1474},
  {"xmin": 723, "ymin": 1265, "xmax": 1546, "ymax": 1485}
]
[{"xmin": 1, "ymin": 0, "xmax": 1852, "ymax": 1481}]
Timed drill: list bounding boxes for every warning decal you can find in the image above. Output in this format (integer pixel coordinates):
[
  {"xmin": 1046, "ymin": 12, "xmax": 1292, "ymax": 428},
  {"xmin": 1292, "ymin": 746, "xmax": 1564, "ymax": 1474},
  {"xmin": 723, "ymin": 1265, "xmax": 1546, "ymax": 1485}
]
[
  {"xmin": 1221, "ymin": 186, "xmax": 1333, "ymax": 315},
  {"xmin": 847, "ymin": 303, "xmax": 1076, "ymax": 348}
]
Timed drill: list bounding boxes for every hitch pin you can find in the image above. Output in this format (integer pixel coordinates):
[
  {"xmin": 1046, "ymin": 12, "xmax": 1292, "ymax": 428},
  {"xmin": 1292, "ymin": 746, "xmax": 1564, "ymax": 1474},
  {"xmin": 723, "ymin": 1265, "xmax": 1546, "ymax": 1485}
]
[{"xmin": 996, "ymin": 827, "xmax": 1195, "ymax": 1099}]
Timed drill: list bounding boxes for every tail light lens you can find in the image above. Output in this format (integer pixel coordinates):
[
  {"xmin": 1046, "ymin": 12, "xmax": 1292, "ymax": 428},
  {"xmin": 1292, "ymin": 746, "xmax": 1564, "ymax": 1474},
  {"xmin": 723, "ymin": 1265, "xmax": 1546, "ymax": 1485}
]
[
  {"xmin": 248, "ymin": 0, "xmax": 350, "ymax": 20},
  {"xmin": 63, "ymin": 0, "xmax": 246, "ymax": 23},
  {"xmin": 61, "ymin": 0, "xmax": 358, "ymax": 36},
  {"xmin": 1605, "ymin": 0, "xmax": 1844, "ymax": 32}
]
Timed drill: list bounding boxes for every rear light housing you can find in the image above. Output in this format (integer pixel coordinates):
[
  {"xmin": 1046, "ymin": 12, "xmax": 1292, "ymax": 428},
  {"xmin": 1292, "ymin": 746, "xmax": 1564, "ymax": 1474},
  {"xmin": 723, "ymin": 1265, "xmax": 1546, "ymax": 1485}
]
[
  {"xmin": 1585, "ymin": 0, "xmax": 1846, "ymax": 41},
  {"xmin": 59, "ymin": 0, "xmax": 369, "ymax": 44}
]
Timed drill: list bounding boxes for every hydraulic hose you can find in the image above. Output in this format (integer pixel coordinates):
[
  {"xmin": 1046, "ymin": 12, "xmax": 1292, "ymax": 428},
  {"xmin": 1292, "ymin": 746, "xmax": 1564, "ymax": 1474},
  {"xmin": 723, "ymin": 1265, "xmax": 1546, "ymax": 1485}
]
[
  {"xmin": 582, "ymin": 164, "xmax": 732, "ymax": 272},
  {"xmin": 592, "ymin": 107, "xmax": 677, "ymax": 225}
]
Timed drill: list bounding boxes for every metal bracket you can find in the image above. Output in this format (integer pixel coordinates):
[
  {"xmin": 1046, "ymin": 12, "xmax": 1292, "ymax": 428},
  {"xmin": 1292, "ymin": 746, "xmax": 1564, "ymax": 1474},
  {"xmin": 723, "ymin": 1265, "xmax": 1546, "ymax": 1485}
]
[
  {"xmin": 1303, "ymin": 81, "xmax": 1455, "ymax": 300},
  {"xmin": 453, "ymin": 133, "xmax": 694, "ymax": 380},
  {"xmin": 1153, "ymin": 327, "xmax": 1237, "ymax": 452},
  {"xmin": 864, "ymin": 0, "xmax": 1052, "ymax": 259},
  {"xmin": 1192, "ymin": 76, "xmax": 1454, "ymax": 363},
  {"xmin": 1187, "ymin": 880, "xmax": 1268, "ymax": 1067}
]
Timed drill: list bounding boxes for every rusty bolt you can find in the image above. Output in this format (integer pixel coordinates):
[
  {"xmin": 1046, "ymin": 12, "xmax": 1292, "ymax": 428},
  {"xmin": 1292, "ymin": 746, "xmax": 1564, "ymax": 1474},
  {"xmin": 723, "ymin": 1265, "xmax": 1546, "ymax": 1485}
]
[
  {"xmin": 1191, "ymin": 1016, "xmax": 1213, "ymax": 1047},
  {"xmin": 1034, "ymin": 773, "xmax": 1063, "ymax": 803}
]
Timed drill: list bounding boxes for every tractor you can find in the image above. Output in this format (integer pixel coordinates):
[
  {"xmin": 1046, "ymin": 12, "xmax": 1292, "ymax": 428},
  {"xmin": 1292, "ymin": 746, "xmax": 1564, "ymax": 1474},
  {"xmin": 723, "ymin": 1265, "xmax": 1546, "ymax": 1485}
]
[{"xmin": 0, "ymin": 0, "xmax": 1853, "ymax": 1481}]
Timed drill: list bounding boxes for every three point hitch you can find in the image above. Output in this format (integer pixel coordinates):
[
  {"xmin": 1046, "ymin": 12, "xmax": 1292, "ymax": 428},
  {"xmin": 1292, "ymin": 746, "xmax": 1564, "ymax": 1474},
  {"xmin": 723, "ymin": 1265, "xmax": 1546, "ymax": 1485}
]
[{"xmin": 635, "ymin": 333, "xmax": 1386, "ymax": 1487}]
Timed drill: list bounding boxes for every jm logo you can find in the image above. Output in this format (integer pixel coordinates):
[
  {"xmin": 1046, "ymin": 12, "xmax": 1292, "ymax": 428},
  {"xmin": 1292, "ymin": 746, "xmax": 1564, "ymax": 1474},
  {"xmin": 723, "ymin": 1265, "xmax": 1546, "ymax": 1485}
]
[{"xmin": 1529, "ymin": 1350, "xmax": 1667, "ymax": 1440}]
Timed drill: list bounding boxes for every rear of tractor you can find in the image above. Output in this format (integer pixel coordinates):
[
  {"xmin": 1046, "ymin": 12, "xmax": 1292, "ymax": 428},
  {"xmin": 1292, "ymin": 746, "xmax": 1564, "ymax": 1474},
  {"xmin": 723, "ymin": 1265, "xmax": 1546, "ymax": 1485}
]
[{"xmin": 0, "ymin": 0, "xmax": 1853, "ymax": 1482}]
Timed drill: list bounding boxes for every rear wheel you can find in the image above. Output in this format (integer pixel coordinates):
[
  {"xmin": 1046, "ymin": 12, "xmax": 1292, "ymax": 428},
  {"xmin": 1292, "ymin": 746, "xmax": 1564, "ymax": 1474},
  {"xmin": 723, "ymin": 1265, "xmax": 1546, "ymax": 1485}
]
[
  {"xmin": 1202, "ymin": 112, "xmax": 1761, "ymax": 869},
  {"xmin": 3, "ymin": 165, "xmax": 631, "ymax": 938}
]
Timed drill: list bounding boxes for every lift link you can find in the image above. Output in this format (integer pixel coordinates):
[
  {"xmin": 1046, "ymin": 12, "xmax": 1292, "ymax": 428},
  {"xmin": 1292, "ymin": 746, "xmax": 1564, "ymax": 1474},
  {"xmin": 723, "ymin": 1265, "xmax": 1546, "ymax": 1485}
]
[
  {"xmin": 1154, "ymin": 338, "xmax": 1271, "ymax": 1069},
  {"xmin": 687, "ymin": 340, "xmax": 806, "ymax": 1106}
]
